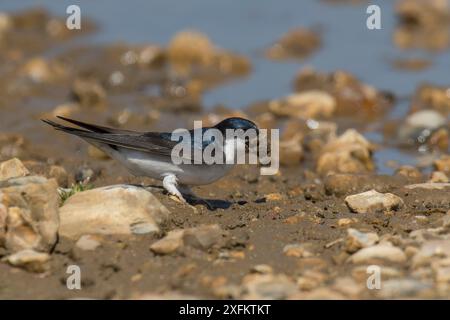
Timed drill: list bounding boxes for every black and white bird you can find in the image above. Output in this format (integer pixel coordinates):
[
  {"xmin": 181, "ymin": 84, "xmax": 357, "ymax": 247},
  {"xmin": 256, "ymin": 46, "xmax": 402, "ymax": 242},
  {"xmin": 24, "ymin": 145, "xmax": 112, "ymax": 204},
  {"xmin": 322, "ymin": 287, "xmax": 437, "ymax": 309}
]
[{"xmin": 42, "ymin": 116, "xmax": 259, "ymax": 208}]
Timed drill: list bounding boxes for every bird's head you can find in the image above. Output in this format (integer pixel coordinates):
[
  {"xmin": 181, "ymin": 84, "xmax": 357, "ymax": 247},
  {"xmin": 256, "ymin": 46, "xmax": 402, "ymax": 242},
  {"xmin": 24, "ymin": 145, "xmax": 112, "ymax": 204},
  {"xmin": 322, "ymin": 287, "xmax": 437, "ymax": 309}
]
[{"xmin": 213, "ymin": 117, "xmax": 259, "ymax": 153}]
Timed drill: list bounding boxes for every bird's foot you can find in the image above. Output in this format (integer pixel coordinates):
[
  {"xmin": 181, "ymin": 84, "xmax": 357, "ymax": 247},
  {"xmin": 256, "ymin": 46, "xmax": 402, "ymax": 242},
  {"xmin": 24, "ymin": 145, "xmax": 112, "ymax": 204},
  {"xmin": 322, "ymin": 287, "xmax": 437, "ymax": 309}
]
[{"xmin": 169, "ymin": 194, "xmax": 198, "ymax": 213}]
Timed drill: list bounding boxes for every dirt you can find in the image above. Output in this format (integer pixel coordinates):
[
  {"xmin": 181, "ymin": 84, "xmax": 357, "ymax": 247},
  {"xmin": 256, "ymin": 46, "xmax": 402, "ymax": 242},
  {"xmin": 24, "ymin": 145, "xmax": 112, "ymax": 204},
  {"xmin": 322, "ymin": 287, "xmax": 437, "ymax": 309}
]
[{"xmin": 0, "ymin": 6, "xmax": 450, "ymax": 300}]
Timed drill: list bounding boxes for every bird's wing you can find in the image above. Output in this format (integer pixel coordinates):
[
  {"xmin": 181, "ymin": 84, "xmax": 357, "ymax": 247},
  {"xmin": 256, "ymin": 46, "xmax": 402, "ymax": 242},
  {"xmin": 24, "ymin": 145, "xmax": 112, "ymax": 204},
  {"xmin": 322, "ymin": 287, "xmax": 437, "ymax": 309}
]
[
  {"xmin": 42, "ymin": 118, "xmax": 210, "ymax": 162},
  {"xmin": 56, "ymin": 116, "xmax": 138, "ymax": 134}
]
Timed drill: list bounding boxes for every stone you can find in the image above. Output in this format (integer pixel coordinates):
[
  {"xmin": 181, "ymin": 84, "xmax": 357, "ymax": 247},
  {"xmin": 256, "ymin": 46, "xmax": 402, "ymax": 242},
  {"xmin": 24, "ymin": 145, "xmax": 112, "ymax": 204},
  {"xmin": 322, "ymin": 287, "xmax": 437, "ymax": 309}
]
[
  {"xmin": 75, "ymin": 235, "xmax": 102, "ymax": 251},
  {"xmin": 167, "ymin": 30, "xmax": 215, "ymax": 73},
  {"xmin": 241, "ymin": 273, "xmax": 298, "ymax": 299},
  {"xmin": 250, "ymin": 264, "xmax": 273, "ymax": 274},
  {"xmin": 347, "ymin": 244, "xmax": 407, "ymax": 264},
  {"xmin": 345, "ymin": 228, "xmax": 379, "ymax": 253},
  {"xmin": 266, "ymin": 28, "xmax": 321, "ymax": 60},
  {"xmin": 296, "ymin": 270, "xmax": 327, "ymax": 290},
  {"xmin": 376, "ymin": 279, "xmax": 433, "ymax": 299},
  {"xmin": 2, "ymin": 249, "xmax": 50, "ymax": 273},
  {"xmin": 412, "ymin": 240, "xmax": 450, "ymax": 268},
  {"xmin": 59, "ymin": 185, "xmax": 170, "ymax": 239},
  {"xmin": 283, "ymin": 243, "xmax": 314, "ymax": 258},
  {"xmin": 279, "ymin": 134, "xmax": 303, "ymax": 166},
  {"xmin": 269, "ymin": 91, "xmax": 336, "ymax": 119},
  {"xmin": 406, "ymin": 110, "xmax": 446, "ymax": 130},
  {"xmin": 183, "ymin": 224, "xmax": 225, "ymax": 250},
  {"xmin": 0, "ymin": 158, "xmax": 29, "ymax": 181},
  {"xmin": 71, "ymin": 78, "xmax": 106, "ymax": 108},
  {"xmin": 316, "ymin": 129, "xmax": 374, "ymax": 175},
  {"xmin": 150, "ymin": 230, "xmax": 184, "ymax": 255},
  {"xmin": 289, "ymin": 288, "xmax": 345, "ymax": 300},
  {"xmin": 434, "ymin": 155, "xmax": 450, "ymax": 173},
  {"xmin": 150, "ymin": 224, "xmax": 226, "ymax": 255},
  {"xmin": 404, "ymin": 182, "xmax": 450, "ymax": 190},
  {"xmin": 0, "ymin": 176, "xmax": 59, "ymax": 253},
  {"xmin": 351, "ymin": 266, "xmax": 402, "ymax": 281},
  {"xmin": 345, "ymin": 189, "xmax": 404, "ymax": 214},
  {"xmin": 324, "ymin": 173, "xmax": 411, "ymax": 197},
  {"xmin": 429, "ymin": 171, "xmax": 449, "ymax": 183}
]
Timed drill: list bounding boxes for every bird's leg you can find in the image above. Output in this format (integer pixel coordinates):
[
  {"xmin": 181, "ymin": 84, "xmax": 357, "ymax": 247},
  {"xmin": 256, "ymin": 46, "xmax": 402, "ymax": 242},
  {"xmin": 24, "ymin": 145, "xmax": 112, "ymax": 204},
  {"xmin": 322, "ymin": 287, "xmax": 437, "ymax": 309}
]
[
  {"xmin": 162, "ymin": 175, "xmax": 198, "ymax": 212},
  {"xmin": 162, "ymin": 174, "xmax": 186, "ymax": 204}
]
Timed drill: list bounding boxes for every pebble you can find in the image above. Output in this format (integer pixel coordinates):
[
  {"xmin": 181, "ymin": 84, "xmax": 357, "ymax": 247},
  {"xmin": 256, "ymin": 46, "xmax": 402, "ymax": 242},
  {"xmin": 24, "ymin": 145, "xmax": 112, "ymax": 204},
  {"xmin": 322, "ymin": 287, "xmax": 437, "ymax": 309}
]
[
  {"xmin": 283, "ymin": 243, "xmax": 314, "ymax": 258},
  {"xmin": 150, "ymin": 230, "xmax": 184, "ymax": 255},
  {"xmin": 59, "ymin": 185, "xmax": 170, "ymax": 239},
  {"xmin": 345, "ymin": 189, "xmax": 404, "ymax": 214},
  {"xmin": 241, "ymin": 273, "xmax": 298, "ymax": 299},
  {"xmin": 0, "ymin": 175, "xmax": 59, "ymax": 253},
  {"xmin": 2, "ymin": 249, "xmax": 51, "ymax": 273},
  {"xmin": 347, "ymin": 244, "xmax": 407, "ymax": 264},
  {"xmin": 405, "ymin": 182, "xmax": 450, "ymax": 190},
  {"xmin": 0, "ymin": 158, "xmax": 29, "ymax": 181},
  {"xmin": 316, "ymin": 129, "xmax": 374, "ymax": 175},
  {"xmin": 75, "ymin": 235, "xmax": 102, "ymax": 251},
  {"xmin": 345, "ymin": 228, "xmax": 379, "ymax": 253},
  {"xmin": 428, "ymin": 171, "xmax": 449, "ymax": 183}
]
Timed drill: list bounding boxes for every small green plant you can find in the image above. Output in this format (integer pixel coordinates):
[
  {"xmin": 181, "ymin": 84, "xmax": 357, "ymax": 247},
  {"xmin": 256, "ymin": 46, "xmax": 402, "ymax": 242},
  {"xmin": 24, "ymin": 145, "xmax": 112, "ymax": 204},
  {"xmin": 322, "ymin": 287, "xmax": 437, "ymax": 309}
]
[{"xmin": 59, "ymin": 182, "xmax": 92, "ymax": 204}]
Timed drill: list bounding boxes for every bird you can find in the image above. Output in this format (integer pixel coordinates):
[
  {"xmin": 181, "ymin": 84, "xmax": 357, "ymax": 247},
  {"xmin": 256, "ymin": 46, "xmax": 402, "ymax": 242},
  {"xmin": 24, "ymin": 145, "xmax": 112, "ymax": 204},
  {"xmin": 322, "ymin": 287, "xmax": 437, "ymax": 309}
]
[{"xmin": 42, "ymin": 116, "xmax": 259, "ymax": 209}]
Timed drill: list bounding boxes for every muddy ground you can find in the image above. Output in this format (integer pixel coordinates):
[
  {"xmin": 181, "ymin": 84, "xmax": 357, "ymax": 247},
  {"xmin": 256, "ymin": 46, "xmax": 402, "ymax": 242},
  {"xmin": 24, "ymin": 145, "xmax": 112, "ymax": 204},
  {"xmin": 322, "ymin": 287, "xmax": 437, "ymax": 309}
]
[{"xmin": 1, "ymin": 3, "xmax": 450, "ymax": 299}]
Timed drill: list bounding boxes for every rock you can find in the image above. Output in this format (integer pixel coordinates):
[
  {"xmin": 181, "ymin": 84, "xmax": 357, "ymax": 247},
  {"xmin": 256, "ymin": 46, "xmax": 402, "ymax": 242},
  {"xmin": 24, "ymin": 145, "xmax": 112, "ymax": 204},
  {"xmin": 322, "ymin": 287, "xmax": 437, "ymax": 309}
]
[
  {"xmin": 411, "ymin": 84, "xmax": 450, "ymax": 115},
  {"xmin": 0, "ymin": 133, "xmax": 26, "ymax": 160},
  {"xmin": 150, "ymin": 230, "xmax": 184, "ymax": 255},
  {"xmin": 397, "ymin": 110, "xmax": 447, "ymax": 145},
  {"xmin": 150, "ymin": 224, "xmax": 226, "ymax": 255},
  {"xmin": 48, "ymin": 165, "xmax": 69, "ymax": 187},
  {"xmin": 266, "ymin": 27, "xmax": 321, "ymax": 60},
  {"xmin": 316, "ymin": 129, "xmax": 375, "ymax": 175},
  {"xmin": 406, "ymin": 110, "xmax": 446, "ymax": 130},
  {"xmin": 2, "ymin": 249, "xmax": 50, "ymax": 273},
  {"xmin": 241, "ymin": 273, "xmax": 298, "ymax": 299},
  {"xmin": 412, "ymin": 240, "xmax": 450, "ymax": 268},
  {"xmin": 337, "ymin": 218, "xmax": 358, "ymax": 227},
  {"xmin": 429, "ymin": 171, "xmax": 449, "ymax": 183},
  {"xmin": 0, "ymin": 12, "xmax": 12, "ymax": 34},
  {"xmin": 293, "ymin": 68, "xmax": 394, "ymax": 116},
  {"xmin": 394, "ymin": 0, "xmax": 450, "ymax": 51},
  {"xmin": 75, "ymin": 235, "xmax": 102, "ymax": 251},
  {"xmin": 71, "ymin": 78, "xmax": 106, "ymax": 108},
  {"xmin": 376, "ymin": 279, "xmax": 433, "ymax": 299},
  {"xmin": 283, "ymin": 243, "xmax": 314, "ymax": 258},
  {"xmin": 59, "ymin": 185, "xmax": 170, "ymax": 239},
  {"xmin": 395, "ymin": 165, "xmax": 423, "ymax": 179},
  {"xmin": 167, "ymin": 30, "xmax": 215, "ymax": 73},
  {"xmin": 434, "ymin": 155, "xmax": 450, "ymax": 174},
  {"xmin": 347, "ymin": 244, "xmax": 407, "ymax": 264},
  {"xmin": 183, "ymin": 224, "xmax": 225, "ymax": 250},
  {"xmin": 324, "ymin": 173, "xmax": 412, "ymax": 196},
  {"xmin": 279, "ymin": 134, "xmax": 303, "ymax": 166},
  {"xmin": 435, "ymin": 266, "xmax": 450, "ymax": 283},
  {"xmin": 345, "ymin": 228, "xmax": 379, "ymax": 253},
  {"xmin": 0, "ymin": 176, "xmax": 59, "ymax": 253},
  {"xmin": 404, "ymin": 182, "xmax": 450, "ymax": 190},
  {"xmin": 0, "ymin": 158, "xmax": 29, "ymax": 181},
  {"xmin": 351, "ymin": 265, "xmax": 403, "ymax": 281},
  {"xmin": 331, "ymin": 277, "xmax": 364, "ymax": 298},
  {"xmin": 250, "ymin": 264, "xmax": 273, "ymax": 274},
  {"xmin": 269, "ymin": 91, "xmax": 336, "ymax": 119},
  {"xmin": 296, "ymin": 270, "xmax": 327, "ymax": 290},
  {"xmin": 289, "ymin": 288, "xmax": 345, "ymax": 300},
  {"xmin": 345, "ymin": 189, "xmax": 404, "ymax": 214}
]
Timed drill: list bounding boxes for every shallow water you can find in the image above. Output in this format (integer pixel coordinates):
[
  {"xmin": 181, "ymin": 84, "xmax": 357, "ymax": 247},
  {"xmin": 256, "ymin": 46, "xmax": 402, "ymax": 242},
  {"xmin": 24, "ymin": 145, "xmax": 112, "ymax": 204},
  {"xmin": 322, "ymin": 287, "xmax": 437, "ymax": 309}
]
[{"xmin": 2, "ymin": 0, "xmax": 449, "ymax": 173}]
